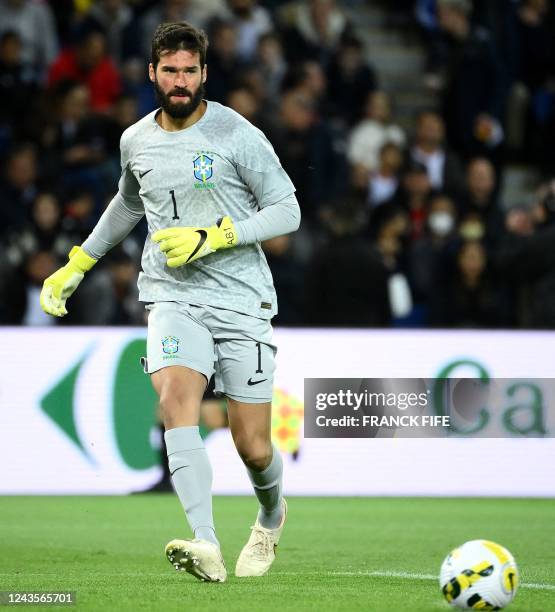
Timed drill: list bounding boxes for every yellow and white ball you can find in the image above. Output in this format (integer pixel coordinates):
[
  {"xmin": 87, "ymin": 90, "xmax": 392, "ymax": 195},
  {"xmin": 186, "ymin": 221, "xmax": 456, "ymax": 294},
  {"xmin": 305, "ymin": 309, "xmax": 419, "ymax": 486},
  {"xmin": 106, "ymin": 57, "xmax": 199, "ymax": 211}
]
[{"xmin": 439, "ymin": 540, "xmax": 518, "ymax": 609}]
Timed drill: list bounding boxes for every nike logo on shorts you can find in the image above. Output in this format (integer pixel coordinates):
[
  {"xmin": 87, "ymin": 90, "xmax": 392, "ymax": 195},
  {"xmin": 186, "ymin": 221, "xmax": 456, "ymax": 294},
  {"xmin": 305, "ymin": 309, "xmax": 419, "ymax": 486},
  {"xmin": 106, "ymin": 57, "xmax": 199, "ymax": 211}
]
[
  {"xmin": 247, "ymin": 377, "xmax": 267, "ymax": 386},
  {"xmin": 139, "ymin": 168, "xmax": 153, "ymax": 178},
  {"xmin": 170, "ymin": 466, "xmax": 187, "ymax": 476}
]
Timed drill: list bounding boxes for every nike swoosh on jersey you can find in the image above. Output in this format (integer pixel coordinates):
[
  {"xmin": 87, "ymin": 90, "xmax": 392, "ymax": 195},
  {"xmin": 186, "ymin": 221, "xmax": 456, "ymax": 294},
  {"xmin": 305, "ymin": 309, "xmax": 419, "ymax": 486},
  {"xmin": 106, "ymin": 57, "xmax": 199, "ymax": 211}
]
[
  {"xmin": 247, "ymin": 377, "xmax": 268, "ymax": 386},
  {"xmin": 139, "ymin": 168, "xmax": 153, "ymax": 178}
]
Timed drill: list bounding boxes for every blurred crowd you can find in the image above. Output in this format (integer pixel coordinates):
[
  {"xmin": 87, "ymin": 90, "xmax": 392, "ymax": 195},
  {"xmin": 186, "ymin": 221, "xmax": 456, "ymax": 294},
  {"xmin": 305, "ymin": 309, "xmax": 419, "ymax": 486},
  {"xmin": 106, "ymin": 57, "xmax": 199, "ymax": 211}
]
[{"xmin": 1, "ymin": 0, "xmax": 555, "ymax": 328}]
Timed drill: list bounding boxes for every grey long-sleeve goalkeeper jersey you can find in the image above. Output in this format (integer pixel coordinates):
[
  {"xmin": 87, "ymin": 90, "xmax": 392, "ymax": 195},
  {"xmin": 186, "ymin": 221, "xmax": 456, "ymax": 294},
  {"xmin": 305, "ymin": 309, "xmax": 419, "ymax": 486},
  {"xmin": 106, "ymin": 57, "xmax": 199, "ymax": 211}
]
[{"xmin": 82, "ymin": 101, "xmax": 300, "ymax": 319}]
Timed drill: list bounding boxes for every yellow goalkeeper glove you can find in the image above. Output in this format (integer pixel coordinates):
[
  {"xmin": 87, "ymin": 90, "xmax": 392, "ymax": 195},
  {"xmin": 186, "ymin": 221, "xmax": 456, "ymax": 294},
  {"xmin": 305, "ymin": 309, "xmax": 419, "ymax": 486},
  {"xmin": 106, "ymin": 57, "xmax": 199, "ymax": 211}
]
[
  {"xmin": 39, "ymin": 246, "xmax": 97, "ymax": 317},
  {"xmin": 152, "ymin": 216, "xmax": 238, "ymax": 268}
]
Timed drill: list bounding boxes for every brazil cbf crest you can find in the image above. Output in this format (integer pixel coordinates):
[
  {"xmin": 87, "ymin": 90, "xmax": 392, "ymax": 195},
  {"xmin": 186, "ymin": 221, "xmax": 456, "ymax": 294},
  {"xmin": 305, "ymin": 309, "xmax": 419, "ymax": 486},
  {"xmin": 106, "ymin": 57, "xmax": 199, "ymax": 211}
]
[
  {"xmin": 162, "ymin": 336, "xmax": 179, "ymax": 355},
  {"xmin": 193, "ymin": 154, "xmax": 213, "ymax": 182}
]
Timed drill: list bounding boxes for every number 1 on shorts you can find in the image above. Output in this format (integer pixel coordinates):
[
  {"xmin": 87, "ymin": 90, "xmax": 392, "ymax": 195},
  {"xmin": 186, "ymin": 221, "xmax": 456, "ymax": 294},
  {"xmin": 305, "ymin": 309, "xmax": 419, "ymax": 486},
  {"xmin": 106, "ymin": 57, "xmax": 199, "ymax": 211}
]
[{"xmin": 256, "ymin": 342, "xmax": 263, "ymax": 374}]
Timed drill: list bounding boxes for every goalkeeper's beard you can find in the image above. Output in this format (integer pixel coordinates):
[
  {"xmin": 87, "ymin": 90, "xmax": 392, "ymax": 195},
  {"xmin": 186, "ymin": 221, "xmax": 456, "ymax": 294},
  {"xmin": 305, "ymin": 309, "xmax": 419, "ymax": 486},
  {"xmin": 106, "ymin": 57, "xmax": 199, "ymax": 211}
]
[{"xmin": 154, "ymin": 79, "xmax": 205, "ymax": 119}]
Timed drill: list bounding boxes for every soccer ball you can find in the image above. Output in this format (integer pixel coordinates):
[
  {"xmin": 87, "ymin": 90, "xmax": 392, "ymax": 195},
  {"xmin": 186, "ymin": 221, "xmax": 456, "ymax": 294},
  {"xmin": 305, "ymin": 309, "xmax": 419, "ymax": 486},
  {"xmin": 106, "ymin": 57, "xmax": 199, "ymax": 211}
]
[{"xmin": 439, "ymin": 539, "xmax": 519, "ymax": 610}]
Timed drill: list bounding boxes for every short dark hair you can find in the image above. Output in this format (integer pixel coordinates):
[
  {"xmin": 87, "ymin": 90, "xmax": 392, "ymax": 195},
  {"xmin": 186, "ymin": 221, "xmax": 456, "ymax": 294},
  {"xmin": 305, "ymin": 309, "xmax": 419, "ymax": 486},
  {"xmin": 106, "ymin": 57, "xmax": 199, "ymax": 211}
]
[{"xmin": 151, "ymin": 21, "xmax": 208, "ymax": 70}]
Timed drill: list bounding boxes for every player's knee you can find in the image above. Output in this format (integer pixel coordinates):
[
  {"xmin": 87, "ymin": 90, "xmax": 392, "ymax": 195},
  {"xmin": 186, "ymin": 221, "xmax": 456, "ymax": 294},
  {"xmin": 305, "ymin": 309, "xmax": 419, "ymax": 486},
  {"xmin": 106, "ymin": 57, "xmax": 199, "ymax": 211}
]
[
  {"xmin": 236, "ymin": 437, "xmax": 272, "ymax": 472},
  {"xmin": 158, "ymin": 378, "xmax": 197, "ymax": 427},
  {"xmin": 242, "ymin": 451, "xmax": 272, "ymax": 472}
]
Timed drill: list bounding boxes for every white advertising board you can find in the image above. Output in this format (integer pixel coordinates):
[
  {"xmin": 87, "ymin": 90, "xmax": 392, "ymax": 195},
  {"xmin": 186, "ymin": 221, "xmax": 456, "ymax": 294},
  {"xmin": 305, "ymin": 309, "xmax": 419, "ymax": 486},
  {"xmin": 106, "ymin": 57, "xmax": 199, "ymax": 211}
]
[{"xmin": 0, "ymin": 328, "xmax": 554, "ymax": 496}]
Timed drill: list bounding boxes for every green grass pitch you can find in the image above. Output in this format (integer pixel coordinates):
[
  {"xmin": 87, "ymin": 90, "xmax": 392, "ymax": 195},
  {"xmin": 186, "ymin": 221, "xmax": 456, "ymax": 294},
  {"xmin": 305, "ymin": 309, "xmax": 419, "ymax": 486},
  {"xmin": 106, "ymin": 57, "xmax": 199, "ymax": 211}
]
[{"xmin": 1, "ymin": 496, "xmax": 554, "ymax": 611}]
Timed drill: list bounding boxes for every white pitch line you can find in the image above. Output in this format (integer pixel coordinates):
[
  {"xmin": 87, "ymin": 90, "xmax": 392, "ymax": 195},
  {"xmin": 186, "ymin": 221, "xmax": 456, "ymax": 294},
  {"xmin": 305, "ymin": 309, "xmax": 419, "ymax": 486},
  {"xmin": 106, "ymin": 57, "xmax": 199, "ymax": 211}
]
[
  {"xmin": 321, "ymin": 570, "xmax": 555, "ymax": 591},
  {"xmin": 518, "ymin": 582, "xmax": 555, "ymax": 591},
  {"xmin": 1, "ymin": 570, "xmax": 554, "ymax": 592}
]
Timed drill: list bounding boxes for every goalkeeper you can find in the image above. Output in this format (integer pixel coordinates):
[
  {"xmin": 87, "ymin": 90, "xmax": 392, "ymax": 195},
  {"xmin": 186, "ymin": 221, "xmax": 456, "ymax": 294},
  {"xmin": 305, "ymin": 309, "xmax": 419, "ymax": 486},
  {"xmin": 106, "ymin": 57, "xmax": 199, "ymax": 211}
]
[{"xmin": 40, "ymin": 21, "xmax": 300, "ymax": 583}]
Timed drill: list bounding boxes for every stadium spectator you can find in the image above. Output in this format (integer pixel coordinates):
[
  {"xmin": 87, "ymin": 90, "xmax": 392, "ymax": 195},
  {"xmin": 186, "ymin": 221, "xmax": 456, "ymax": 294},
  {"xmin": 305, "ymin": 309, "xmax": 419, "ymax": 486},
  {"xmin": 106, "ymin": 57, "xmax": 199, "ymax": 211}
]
[
  {"xmin": 409, "ymin": 193, "xmax": 459, "ymax": 313},
  {"xmin": 278, "ymin": 0, "xmax": 353, "ymax": 66},
  {"xmin": 82, "ymin": 0, "xmax": 135, "ymax": 64},
  {"xmin": 410, "ymin": 110, "xmax": 464, "ymax": 197},
  {"xmin": 225, "ymin": 0, "xmax": 273, "ymax": 62},
  {"xmin": 496, "ymin": 181, "xmax": 555, "ymax": 328},
  {"xmin": 371, "ymin": 203, "xmax": 413, "ymax": 322},
  {"xmin": 326, "ymin": 35, "xmax": 377, "ymax": 126},
  {"xmin": 0, "ymin": 0, "xmax": 58, "ymax": 78},
  {"xmin": 60, "ymin": 187, "xmax": 99, "ymax": 239},
  {"xmin": 265, "ymin": 89, "xmax": 347, "ymax": 220},
  {"xmin": 118, "ymin": 55, "xmax": 157, "ymax": 118},
  {"xmin": 235, "ymin": 61, "xmax": 269, "ymax": 105},
  {"xmin": 511, "ymin": 0, "xmax": 555, "ymax": 167},
  {"xmin": 516, "ymin": 0, "xmax": 555, "ymax": 94},
  {"xmin": 204, "ymin": 20, "xmax": 245, "ymax": 104},
  {"xmin": 39, "ymin": 80, "xmax": 118, "ymax": 214},
  {"xmin": 255, "ymin": 32, "xmax": 288, "ymax": 105},
  {"xmin": 392, "ymin": 161, "xmax": 433, "ymax": 241},
  {"xmin": 347, "ymin": 91, "xmax": 406, "ymax": 174},
  {"xmin": 369, "ymin": 204, "xmax": 411, "ymax": 269},
  {"xmin": 305, "ymin": 195, "xmax": 391, "ymax": 326},
  {"xmin": 41, "ymin": 81, "xmax": 105, "ymax": 175},
  {"xmin": 3, "ymin": 191, "xmax": 77, "ymax": 272},
  {"xmin": 430, "ymin": 240, "xmax": 509, "ymax": 327},
  {"xmin": 105, "ymin": 94, "xmax": 141, "ymax": 158},
  {"xmin": 433, "ymin": 0, "xmax": 505, "ymax": 158},
  {"xmin": 485, "ymin": 1, "xmax": 524, "ymax": 85},
  {"xmin": 281, "ymin": 60, "xmax": 328, "ymax": 115},
  {"xmin": 0, "ymin": 30, "xmax": 39, "ymax": 147},
  {"xmin": 188, "ymin": 0, "xmax": 228, "ymax": 25},
  {"xmin": 101, "ymin": 249, "xmax": 143, "ymax": 325},
  {"xmin": 226, "ymin": 86, "xmax": 262, "ymax": 126},
  {"xmin": 458, "ymin": 157, "xmax": 504, "ymax": 248},
  {"xmin": 262, "ymin": 235, "xmax": 305, "ymax": 326},
  {"xmin": 48, "ymin": 26, "xmax": 122, "ymax": 112},
  {"xmin": 367, "ymin": 142, "xmax": 404, "ymax": 208},
  {"xmin": 1, "ymin": 245, "xmax": 60, "ymax": 326},
  {"xmin": 45, "ymin": 0, "xmax": 75, "ymax": 48},
  {"xmin": 0, "ymin": 187, "xmax": 85, "ymax": 325},
  {"xmin": 0, "ymin": 142, "xmax": 38, "ymax": 236}
]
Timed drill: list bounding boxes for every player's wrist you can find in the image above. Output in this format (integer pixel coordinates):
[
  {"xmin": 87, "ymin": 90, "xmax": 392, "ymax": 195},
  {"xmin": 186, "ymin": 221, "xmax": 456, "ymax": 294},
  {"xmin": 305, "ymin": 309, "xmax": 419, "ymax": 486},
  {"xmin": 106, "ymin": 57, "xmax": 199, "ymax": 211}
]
[
  {"xmin": 215, "ymin": 216, "xmax": 238, "ymax": 250},
  {"xmin": 67, "ymin": 246, "xmax": 98, "ymax": 274}
]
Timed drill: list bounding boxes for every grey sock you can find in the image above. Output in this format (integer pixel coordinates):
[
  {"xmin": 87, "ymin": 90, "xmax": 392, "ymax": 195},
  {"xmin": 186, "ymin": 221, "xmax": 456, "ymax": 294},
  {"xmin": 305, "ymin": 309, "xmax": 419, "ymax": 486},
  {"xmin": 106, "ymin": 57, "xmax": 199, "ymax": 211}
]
[
  {"xmin": 164, "ymin": 426, "xmax": 219, "ymax": 547},
  {"xmin": 247, "ymin": 444, "xmax": 283, "ymax": 529}
]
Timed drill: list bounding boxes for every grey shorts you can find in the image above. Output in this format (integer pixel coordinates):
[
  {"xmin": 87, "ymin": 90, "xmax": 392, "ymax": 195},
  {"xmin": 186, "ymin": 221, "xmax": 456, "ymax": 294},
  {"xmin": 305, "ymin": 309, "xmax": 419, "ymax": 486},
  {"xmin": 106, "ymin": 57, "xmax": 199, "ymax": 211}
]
[{"xmin": 143, "ymin": 301, "xmax": 276, "ymax": 403}]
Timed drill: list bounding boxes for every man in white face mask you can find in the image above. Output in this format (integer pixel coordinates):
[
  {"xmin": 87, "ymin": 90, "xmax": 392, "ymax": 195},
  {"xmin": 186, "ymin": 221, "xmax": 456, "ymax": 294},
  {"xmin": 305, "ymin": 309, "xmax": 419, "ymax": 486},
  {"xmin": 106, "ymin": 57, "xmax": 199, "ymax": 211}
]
[
  {"xmin": 428, "ymin": 206, "xmax": 455, "ymax": 237},
  {"xmin": 427, "ymin": 194, "xmax": 457, "ymax": 239},
  {"xmin": 409, "ymin": 194, "xmax": 459, "ymax": 318}
]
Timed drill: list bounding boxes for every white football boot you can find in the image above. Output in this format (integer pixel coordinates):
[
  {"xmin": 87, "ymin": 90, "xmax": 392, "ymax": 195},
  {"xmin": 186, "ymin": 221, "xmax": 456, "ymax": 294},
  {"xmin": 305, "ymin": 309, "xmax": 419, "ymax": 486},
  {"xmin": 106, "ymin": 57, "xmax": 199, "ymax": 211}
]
[
  {"xmin": 165, "ymin": 539, "xmax": 227, "ymax": 582},
  {"xmin": 235, "ymin": 499, "xmax": 287, "ymax": 577}
]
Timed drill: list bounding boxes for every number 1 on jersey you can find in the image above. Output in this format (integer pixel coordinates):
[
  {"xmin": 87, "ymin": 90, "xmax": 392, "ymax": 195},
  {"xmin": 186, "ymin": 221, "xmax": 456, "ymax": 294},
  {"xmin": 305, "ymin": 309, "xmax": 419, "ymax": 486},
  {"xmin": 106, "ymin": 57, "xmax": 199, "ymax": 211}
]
[{"xmin": 169, "ymin": 190, "xmax": 180, "ymax": 220}]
